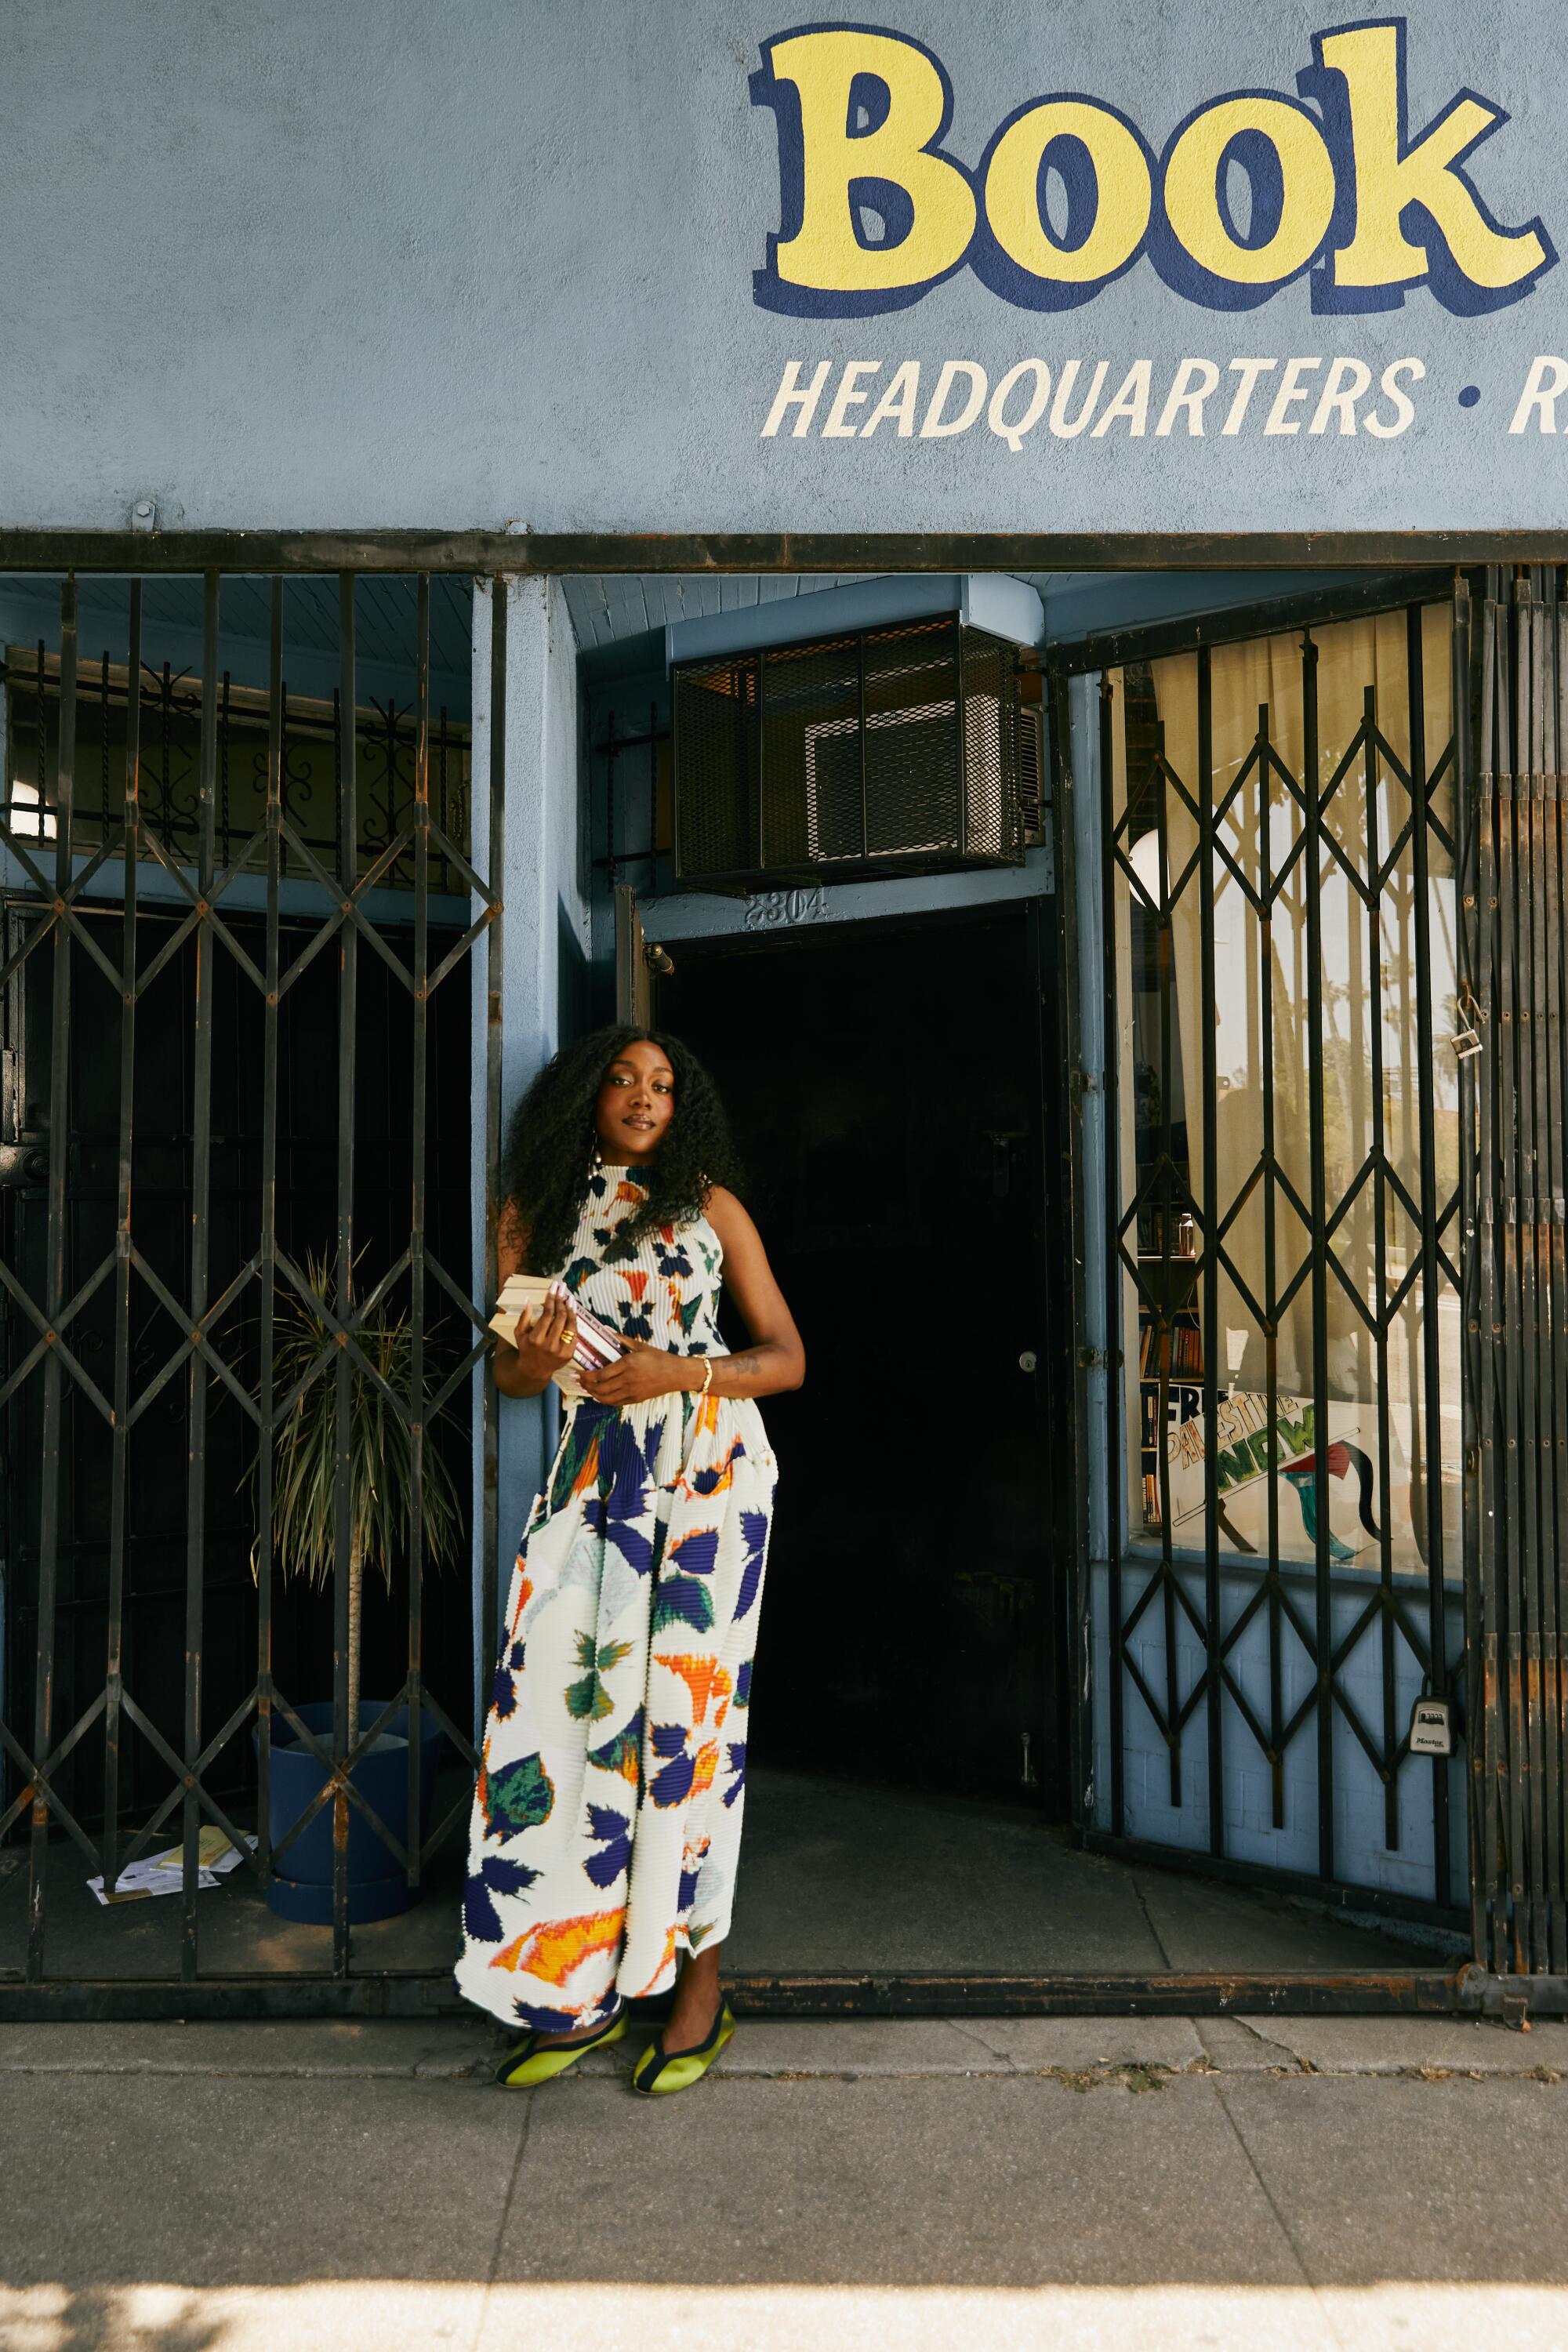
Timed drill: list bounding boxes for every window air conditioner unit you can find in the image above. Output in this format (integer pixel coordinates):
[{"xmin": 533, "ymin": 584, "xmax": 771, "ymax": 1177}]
[{"xmin": 670, "ymin": 614, "xmax": 1027, "ymax": 887}]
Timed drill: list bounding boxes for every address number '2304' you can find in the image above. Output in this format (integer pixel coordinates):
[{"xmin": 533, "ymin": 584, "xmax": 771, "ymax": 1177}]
[{"xmin": 743, "ymin": 887, "xmax": 827, "ymax": 930}]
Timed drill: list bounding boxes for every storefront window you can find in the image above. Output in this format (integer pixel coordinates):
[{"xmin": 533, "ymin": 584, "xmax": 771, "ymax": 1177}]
[
  {"xmin": 1109, "ymin": 604, "xmax": 1461, "ymax": 1580},
  {"xmin": 5, "ymin": 644, "xmax": 471, "ymax": 895}
]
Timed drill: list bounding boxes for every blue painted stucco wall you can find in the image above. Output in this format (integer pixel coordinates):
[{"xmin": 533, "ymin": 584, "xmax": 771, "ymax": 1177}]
[
  {"xmin": 469, "ymin": 576, "xmax": 590, "ymax": 1693},
  {"xmin": 0, "ymin": 1, "xmax": 1563, "ymax": 537}
]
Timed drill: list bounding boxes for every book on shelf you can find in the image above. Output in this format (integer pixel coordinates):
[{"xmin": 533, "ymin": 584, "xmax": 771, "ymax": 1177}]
[
  {"xmin": 1138, "ymin": 1320, "xmax": 1203, "ymax": 1378},
  {"xmin": 1137, "ymin": 1207, "xmax": 1197, "ymax": 1261}
]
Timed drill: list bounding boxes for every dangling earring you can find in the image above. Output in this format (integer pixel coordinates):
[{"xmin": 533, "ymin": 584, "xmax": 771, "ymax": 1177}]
[{"xmin": 589, "ymin": 1134, "xmax": 604, "ymax": 1177}]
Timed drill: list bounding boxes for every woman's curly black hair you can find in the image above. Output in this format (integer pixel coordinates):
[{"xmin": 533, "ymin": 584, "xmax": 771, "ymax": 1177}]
[{"xmin": 499, "ymin": 1024, "xmax": 744, "ymax": 1274}]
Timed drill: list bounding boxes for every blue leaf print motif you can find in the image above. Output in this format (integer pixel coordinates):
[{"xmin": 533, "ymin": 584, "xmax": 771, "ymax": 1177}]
[
  {"xmin": 652, "ymin": 1524, "xmax": 720, "ymax": 1632},
  {"xmin": 735, "ymin": 1660, "xmax": 753, "ymax": 1710},
  {"xmin": 605, "ymin": 1522, "xmax": 655, "ymax": 1578},
  {"xmin": 649, "ymin": 1722, "xmax": 695, "ymax": 1807},
  {"xmin": 677, "ymin": 1835, "xmax": 710, "ymax": 1914},
  {"xmin": 492, "ymin": 1658, "xmax": 518, "ymax": 1719},
  {"xmin": 514, "ymin": 1998, "xmax": 580, "ymax": 2034},
  {"xmin": 584, "ymin": 1802, "xmax": 633, "ymax": 1889},
  {"xmin": 668, "ymin": 1527, "xmax": 719, "ymax": 1580},
  {"xmin": 584, "ymin": 1414, "xmax": 666, "ymax": 1578},
  {"xmin": 722, "ymin": 1740, "xmax": 747, "ymax": 1809},
  {"xmin": 657, "ymin": 1239, "xmax": 695, "ymax": 1279},
  {"xmin": 463, "ymin": 1854, "xmax": 540, "ymax": 1940},
  {"xmin": 733, "ymin": 1508, "xmax": 769, "ymax": 1622}
]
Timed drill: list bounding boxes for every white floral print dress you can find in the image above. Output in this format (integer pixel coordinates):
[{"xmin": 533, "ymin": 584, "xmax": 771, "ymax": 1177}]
[{"xmin": 453, "ymin": 1164, "xmax": 777, "ymax": 2033}]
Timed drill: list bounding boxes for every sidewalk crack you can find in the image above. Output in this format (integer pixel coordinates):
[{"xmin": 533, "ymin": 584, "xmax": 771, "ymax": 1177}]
[
  {"xmin": 1232, "ymin": 2015, "xmax": 1307, "ymax": 2066},
  {"xmin": 471, "ymin": 2083, "xmax": 533, "ymax": 2352},
  {"xmin": 1214, "ymin": 2081, "xmax": 1352, "ymax": 2351},
  {"xmin": 1129, "ymin": 1871, "xmax": 1175, "ymax": 1972},
  {"xmin": 947, "ymin": 2020, "xmax": 1020, "ymax": 2071}
]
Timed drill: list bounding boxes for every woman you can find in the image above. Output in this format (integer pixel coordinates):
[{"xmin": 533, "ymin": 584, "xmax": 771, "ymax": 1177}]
[{"xmin": 454, "ymin": 1025, "xmax": 804, "ymax": 2095}]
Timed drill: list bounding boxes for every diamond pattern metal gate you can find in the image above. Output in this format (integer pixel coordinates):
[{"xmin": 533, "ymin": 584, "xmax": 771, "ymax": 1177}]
[
  {"xmin": 0, "ymin": 573, "xmax": 504, "ymax": 2009},
  {"xmin": 1076, "ymin": 589, "xmax": 1466, "ymax": 1918},
  {"xmin": 1461, "ymin": 565, "xmax": 1568, "ymax": 1975}
]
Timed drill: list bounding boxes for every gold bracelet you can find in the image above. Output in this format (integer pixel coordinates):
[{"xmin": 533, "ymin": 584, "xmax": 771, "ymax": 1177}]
[{"xmin": 696, "ymin": 1356, "xmax": 714, "ymax": 1399}]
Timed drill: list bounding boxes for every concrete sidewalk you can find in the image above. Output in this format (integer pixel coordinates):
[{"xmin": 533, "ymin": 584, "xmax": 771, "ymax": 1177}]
[{"xmin": 3, "ymin": 2016, "xmax": 1566, "ymax": 2352}]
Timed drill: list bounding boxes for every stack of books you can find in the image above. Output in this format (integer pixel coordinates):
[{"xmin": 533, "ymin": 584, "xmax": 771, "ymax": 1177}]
[{"xmin": 488, "ymin": 1274, "xmax": 625, "ymax": 1398}]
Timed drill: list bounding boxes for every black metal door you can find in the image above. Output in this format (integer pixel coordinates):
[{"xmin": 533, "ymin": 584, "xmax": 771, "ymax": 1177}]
[
  {"xmin": 655, "ymin": 902, "xmax": 1071, "ymax": 1813},
  {"xmin": 1461, "ymin": 566, "xmax": 1568, "ymax": 1974}
]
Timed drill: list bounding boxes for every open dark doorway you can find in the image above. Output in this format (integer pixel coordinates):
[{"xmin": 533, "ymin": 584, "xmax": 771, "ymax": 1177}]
[{"xmin": 658, "ymin": 900, "xmax": 1073, "ymax": 1862}]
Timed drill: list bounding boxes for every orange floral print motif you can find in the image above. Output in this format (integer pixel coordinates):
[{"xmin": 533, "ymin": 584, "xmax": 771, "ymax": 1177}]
[
  {"xmin": 618, "ymin": 1265, "xmax": 655, "ymax": 1341},
  {"xmin": 683, "ymin": 1432, "xmax": 752, "ymax": 1504},
  {"xmin": 658, "ymin": 1653, "xmax": 734, "ymax": 1728},
  {"xmin": 489, "ymin": 1907, "xmax": 626, "ymax": 1985},
  {"xmin": 634, "ymin": 1924, "xmax": 679, "ymax": 1998}
]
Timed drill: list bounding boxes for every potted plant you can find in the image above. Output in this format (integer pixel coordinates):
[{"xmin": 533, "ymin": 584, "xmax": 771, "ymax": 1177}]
[{"xmin": 252, "ymin": 1250, "xmax": 460, "ymax": 1923}]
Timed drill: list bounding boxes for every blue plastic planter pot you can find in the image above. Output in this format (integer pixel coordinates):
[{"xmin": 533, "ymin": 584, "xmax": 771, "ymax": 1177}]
[{"xmin": 258, "ymin": 1702, "xmax": 445, "ymax": 1924}]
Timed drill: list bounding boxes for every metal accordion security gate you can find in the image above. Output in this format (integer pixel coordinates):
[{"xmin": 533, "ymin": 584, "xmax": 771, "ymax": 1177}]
[
  {"xmin": 1461, "ymin": 565, "xmax": 1568, "ymax": 1976},
  {"xmin": 0, "ymin": 571, "xmax": 506, "ymax": 2013},
  {"xmin": 1069, "ymin": 582, "xmax": 1472, "ymax": 1933}
]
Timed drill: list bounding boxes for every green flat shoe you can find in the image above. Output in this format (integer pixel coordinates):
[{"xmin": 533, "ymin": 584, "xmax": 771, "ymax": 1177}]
[
  {"xmin": 494, "ymin": 2009, "xmax": 627, "ymax": 2089},
  {"xmin": 630, "ymin": 1998, "xmax": 735, "ymax": 2096}
]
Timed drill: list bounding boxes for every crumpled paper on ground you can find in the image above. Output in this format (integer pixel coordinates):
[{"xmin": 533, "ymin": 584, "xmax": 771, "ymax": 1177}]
[{"xmin": 88, "ymin": 1827, "xmax": 256, "ymax": 1905}]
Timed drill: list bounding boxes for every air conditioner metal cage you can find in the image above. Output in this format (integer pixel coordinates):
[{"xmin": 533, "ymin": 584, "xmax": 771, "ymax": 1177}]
[{"xmin": 671, "ymin": 613, "xmax": 1027, "ymax": 887}]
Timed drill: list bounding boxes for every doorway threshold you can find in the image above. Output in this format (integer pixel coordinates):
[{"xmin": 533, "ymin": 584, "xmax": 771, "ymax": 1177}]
[
  {"xmin": 720, "ymin": 1768, "xmax": 1467, "ymax": 2019},
  {"xmin": 721, "ymin": 1969, "xmax": 1465, "ymax": 2017}
]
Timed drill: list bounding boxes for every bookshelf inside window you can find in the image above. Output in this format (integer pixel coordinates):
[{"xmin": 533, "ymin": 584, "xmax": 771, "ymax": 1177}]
[{"xmin": 1138, "ymin": 1214, "xmax": 1200, "ymax": 1531}]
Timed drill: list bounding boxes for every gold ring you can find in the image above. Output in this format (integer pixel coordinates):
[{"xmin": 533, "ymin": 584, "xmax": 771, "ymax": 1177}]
[{"xmin": 558, "ymin": 1326, "xmax": 575, "ymax": 1352}]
